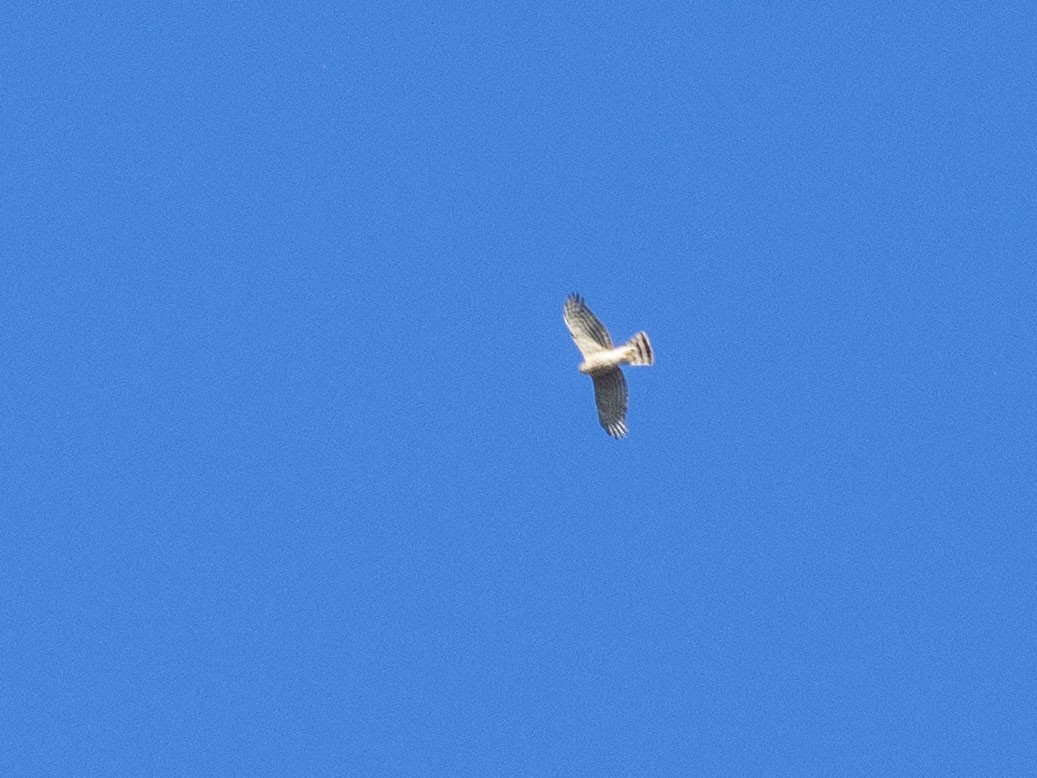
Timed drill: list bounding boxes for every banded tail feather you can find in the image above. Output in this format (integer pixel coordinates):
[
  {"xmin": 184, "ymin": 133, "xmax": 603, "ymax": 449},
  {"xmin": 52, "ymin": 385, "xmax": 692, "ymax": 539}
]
[{"xmin": 624, "ymin": 331, "xmax": 653, "ymax": 366}]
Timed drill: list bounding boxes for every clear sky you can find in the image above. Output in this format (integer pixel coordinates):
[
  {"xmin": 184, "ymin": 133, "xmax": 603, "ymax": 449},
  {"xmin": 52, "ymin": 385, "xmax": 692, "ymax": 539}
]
[{"xmin": 5, "ymin": 3, "xmax": 1036, "ymax": 775}]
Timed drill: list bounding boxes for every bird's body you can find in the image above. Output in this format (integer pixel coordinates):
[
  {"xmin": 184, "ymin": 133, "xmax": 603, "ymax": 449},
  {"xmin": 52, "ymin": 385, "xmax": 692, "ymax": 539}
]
[
  {"xmin": 577, "ymin": 345, "xmax": 641, "ymax": 375},
  {"xmin": 563, "ymin": 294, "xmax": 654, "ymax": 438}
]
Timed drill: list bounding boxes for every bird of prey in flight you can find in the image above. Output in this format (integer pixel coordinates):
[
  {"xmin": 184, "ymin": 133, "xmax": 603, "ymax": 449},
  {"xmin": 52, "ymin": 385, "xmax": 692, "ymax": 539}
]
[{"xmin": 563, "ymin": 294, "xmax": 654, "ymax": 438}]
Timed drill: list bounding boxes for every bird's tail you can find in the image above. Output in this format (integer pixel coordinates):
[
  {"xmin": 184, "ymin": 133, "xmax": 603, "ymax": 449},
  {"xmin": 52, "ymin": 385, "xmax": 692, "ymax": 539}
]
[{"xmin": 623, "ymin": 331, "xmax": 654, "ymax": 366}]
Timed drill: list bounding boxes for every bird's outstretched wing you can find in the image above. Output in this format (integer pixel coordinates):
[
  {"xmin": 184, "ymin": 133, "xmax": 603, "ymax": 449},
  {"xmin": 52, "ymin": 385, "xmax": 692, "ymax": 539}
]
[
  {"xmin": 592, "ymin": 367, "xmax": 628, "ymax": 438},
  {"xmin": 563, "ymin": 293, "xmax": 612, "ymax": 358}
]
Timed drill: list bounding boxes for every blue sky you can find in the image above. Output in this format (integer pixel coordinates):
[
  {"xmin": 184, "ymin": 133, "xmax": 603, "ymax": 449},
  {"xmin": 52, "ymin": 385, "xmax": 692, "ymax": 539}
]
[{"xmin": 4, "ymin": 3, "xmax": 1037, "ymax": 774}]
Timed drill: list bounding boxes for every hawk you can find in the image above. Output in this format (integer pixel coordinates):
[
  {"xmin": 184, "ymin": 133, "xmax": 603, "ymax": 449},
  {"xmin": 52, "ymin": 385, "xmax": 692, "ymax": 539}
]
[{"xmin": 563, "ymin": 293, "xmax": 654, "ymax": 438}]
